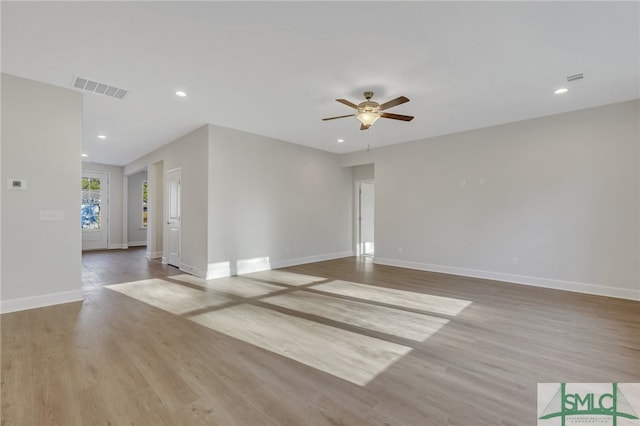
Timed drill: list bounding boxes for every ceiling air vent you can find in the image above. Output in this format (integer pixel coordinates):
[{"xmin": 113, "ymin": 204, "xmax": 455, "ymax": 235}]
[
  {"xmin": 566, "ymin": 73, "xmax": 584, "ymax": 82},
  {"xmin": 72, "ymin": 76, "xmax": 128, "ymax": 99}
]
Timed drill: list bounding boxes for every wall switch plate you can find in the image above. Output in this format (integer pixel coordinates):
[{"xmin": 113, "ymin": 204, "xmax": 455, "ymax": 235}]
[{"xmin": 40, "ymin": 210, "xmax": 65, "ymax": 221}]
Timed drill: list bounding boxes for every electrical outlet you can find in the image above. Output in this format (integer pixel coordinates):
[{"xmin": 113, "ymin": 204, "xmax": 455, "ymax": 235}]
[
  {"xmin": 398, "ymin": 248, "xmax": 403, "ymax": 254},
  {"xmin": 460, "ymin": 178, "xmax": 466, "ymax": 187},
  {"xmin": 512, "ymin": 257, "xmax": 519, "ymax": 266}
]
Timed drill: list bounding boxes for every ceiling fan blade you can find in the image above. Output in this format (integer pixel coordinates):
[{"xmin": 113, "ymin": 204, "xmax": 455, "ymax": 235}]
[
  {"xmin": 360, "ymin": 123, "xmax": 371, "ymax": 130},
  {"xmin": 380, "ymin": 112, "xmax": 414, "ymax": 121},
  {"xmin": 322, "ymin": 114, "xmax": 356, "ymax": 121},
  {"xmin": 336, "ymin": 99, "xmax": 359, "ymax": 109},
  {"xmin": 378, "ymin": 96, "xmax": 410, "ymax": 111}
]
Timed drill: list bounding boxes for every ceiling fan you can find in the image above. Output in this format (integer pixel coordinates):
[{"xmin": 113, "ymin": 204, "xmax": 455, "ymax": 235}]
[{"xmin": 322, "ymin": 91, "xmax": 414, "ymax": 130}]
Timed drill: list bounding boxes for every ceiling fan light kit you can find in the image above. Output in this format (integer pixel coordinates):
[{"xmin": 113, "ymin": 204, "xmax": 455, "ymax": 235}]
[
  {"xmin": 322, "ymin": 91, "xmax": 414, "ymax": 130},
  {"xmin": 357, "ymin": 111, "xmax": 380, "ymax": 128}
]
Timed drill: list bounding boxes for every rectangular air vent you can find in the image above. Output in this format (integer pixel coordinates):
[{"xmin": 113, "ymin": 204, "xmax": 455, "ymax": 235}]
[
  {"xmin": 567, "ymin": 73, "xmax": 584, "ymax": 82},
  {"xmin": 72, "ymin": 76, "xmax": 128, "ymax": 99}
]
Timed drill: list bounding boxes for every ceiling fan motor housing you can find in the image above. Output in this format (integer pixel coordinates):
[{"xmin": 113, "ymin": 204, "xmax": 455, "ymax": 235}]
[{"xmin": 358, "ymin": 100, "xmax": 380, "ymax": 114}]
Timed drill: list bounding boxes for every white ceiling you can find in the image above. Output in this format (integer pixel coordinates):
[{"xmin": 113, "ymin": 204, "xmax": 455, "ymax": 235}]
[{"xmin": 2, "ymin": 1, "xmax": 639, "ymax": 166}]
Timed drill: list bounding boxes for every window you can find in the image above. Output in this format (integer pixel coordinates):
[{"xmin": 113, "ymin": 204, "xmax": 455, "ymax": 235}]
[
  {"xmin": 81, "ymin": 177, "xmax": 101, "ymax": 229},
  {"xmin": 142, "ymin": 180, "xmax": 148, "ymax": 227}
]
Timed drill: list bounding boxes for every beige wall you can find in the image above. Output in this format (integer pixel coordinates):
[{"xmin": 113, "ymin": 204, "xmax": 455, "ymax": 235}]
[
  {"xmin": 352, "ymin": 164, "xmax": 375, "ymax": 181},
  {"xmin": 207, "ymin": 125, "xmax": 353, "ymax": 277},
  {"xmin": 126, "ymin": 124, "xmax": 353, "ymax": 278},
  {"xmin": 342, "ymin": 100, "xmax": 640, "ymax": 300},
  {"xmin": 1, "ymin": 74, "xmax": 83, "ymax": 312}
]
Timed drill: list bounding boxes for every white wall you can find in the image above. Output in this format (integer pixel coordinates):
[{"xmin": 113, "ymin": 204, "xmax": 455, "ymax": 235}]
[
  {"xmin": 342, "ymin": 100, "xmax": 640, "ymax": 300},
  {"xmin": 1, "ymin": 74, "xmax": 83, "ymax": 312},
  {"xmin": 127, "ymin": 170, "xmax": 148, "ymax": 245},
  {"xmin": 352, "ymin": 163, "xmax": 375, "ymax": 181},
  {"xmin": 125, "ymin": 126, "xmax": 209, "ymax": 276},
  {"xmin": 126, "ymin": 124, "xmax": 352, "ymax": 278},
  {"xmin": 82, "ymin": 162, "xmax": 125, "ymax": 249},
  {"xmin": 146, "ymin": 161, "xmax": 164, "ymax": 259},
  {"xmin": 207, "ymin": 125, "xmax": 353, "ymax": 277}
]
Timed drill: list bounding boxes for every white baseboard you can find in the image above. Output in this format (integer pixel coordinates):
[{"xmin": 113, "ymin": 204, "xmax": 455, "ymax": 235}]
[
  {"xmin": 108, "ymin": 243, "xmax": 128, "ymax": 250},
  {"xmin": 128, "ymin": 241, "xmax": 147, "ymax": 247},
  {"xmin": 180, "ymin": 263, "xmax": 206, "ymax": 279},
  {"xmin": 206, "ymin": 251, "xmax": 354, "ymax": 279},
  {"xmin": 271, "ymin": 251, "xmax": 354, "ymax": 269},
  {"xmin": 146, "ymin": 251, "xmax": 162, "ymax": 259},
  {"xmin": 374, "ymin": 257, "xmax": 640, "ymax": 301},
  {"xmin": 162, "ymin": 256, "xmax": 167, "ymax": 264},
  {"xmin": 207, "ymin": 261, "xmax": 232, "ymax": 279},
  {"xmin": 1, "ymin": 289, "xmax": 84, "ymax": 314}
]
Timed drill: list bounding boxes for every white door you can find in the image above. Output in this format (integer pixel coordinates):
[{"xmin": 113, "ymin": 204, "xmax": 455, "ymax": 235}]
[
  {"xmin": 359, "ymin": 182, "xmax": 375, "ymax": 256},
  {"xmin": 82, "ymin": 171, "xmax": 109, "ymax": 250},
  {"xmin": 167, "ymin": 168, "xmax": 181, "ymax": 267}
]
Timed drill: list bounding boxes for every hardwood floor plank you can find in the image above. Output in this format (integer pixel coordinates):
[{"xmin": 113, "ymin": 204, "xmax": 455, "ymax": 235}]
[
  {"xmin": 106, "ymin": 278, "xmax": 234, "ymax": 315},
  {"xmin": 262, "ymin": 290, "xmax": 450, "ymax": 341},
  {"xmin": 30, "ymin": 346, "xmax": 84, "ymax": 425},
  {"xmin": 309, "ymin": 393, "xmax": 391, "ymax": 426},
  {"xmin": 312, "ymin": 279, "xmax": 472, "ymax": 316},
  {"xmin": 120, "ymin": 338, "xmax": 200, "ymax": 413},
  {"xmin": 1, "ymin": 248, "xmax": 637, "ymax": 425},
  {"xmin": 241, "ymin": 269, "xmax": 328, "ymax": 286},
  {"xmin": 169, "ymin": 273, "xmax": 287, "ymax": 297},
  {"xmin": 0, "ymin": 312, "xmax": 34, "ymax": 426},
  {"xmin": 171, "ymin": 395, "xmax": 277, "ymax": 426},
  {"xmin": 190, "ymin": 304, "xmax": 412, "ymax": 386}
]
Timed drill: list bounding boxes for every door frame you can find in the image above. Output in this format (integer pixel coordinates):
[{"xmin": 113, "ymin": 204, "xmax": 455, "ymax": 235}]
[
  {"xmin": 81, "ymin": 170, "xmax": 110, "ymax": 251},
  {"xmin": 354, "ymin": 178, "xmax": 374, "ymax": 256},
  {"xmin": 165, "ymin": 167, "xmax": 182, "ymax": 267}
]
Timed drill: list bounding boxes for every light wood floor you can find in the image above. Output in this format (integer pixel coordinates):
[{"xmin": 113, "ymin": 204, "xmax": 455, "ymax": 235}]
[{"xmin": 2, "ymin": 247, "xmax": 638, "ymax": 425}]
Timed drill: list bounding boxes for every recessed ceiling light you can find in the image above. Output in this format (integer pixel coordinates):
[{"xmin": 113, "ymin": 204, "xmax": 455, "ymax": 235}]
[
  {"xmin": 81, "ymin": 153, "xmax": 88, "ymax": 157},
  {"xmin": 337, "ymin": 139, "xmax": 344, "ymax": 143},
  {"xmin": 97, "ymin": 134, "xmax": 107, "ymax": 139},
  {"xmin": 176, "ymin": 91, "xmax": 187, "ymax": 98},
  {"xmin": 554, "ymin": 88, "xmax": 568, "ymax": 95}
]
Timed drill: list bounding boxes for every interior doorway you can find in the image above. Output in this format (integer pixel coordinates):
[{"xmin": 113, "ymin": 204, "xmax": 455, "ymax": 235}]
[{"xmin": 358, "ymin": 181, "xmax": 375, "ymax": 257}]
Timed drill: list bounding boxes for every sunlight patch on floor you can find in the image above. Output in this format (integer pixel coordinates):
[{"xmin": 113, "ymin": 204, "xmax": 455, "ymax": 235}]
[
  {"xmin": 105, "ymin": 271, "xmax": 471, "ymax": 387},
  {"xmin": 106, "ymin": 279, "xmax": 233, "ymax": 315},
  {"xmin": 170, "ymin": 274, "xmax": 285, "ymax": 298},
  {"xmin": 189, "ymin": 304, "xmax": 412, "ymax": 386},
  {"xmin": 261, "ymin": 291, "xmax": 449, "ymax": 341},
  {"xmin": 312, "ymin": 280, "xmax": 472, "ymax": 316},
  {"xmin": 240, "ymin": 270, "xmax": 327, "ymax": 286}
]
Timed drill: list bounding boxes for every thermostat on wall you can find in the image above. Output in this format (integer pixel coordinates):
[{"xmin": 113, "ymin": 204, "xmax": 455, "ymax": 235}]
[{"xmin": 7, "ymin": 179, "xmax": 27, "ymax": 190}]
